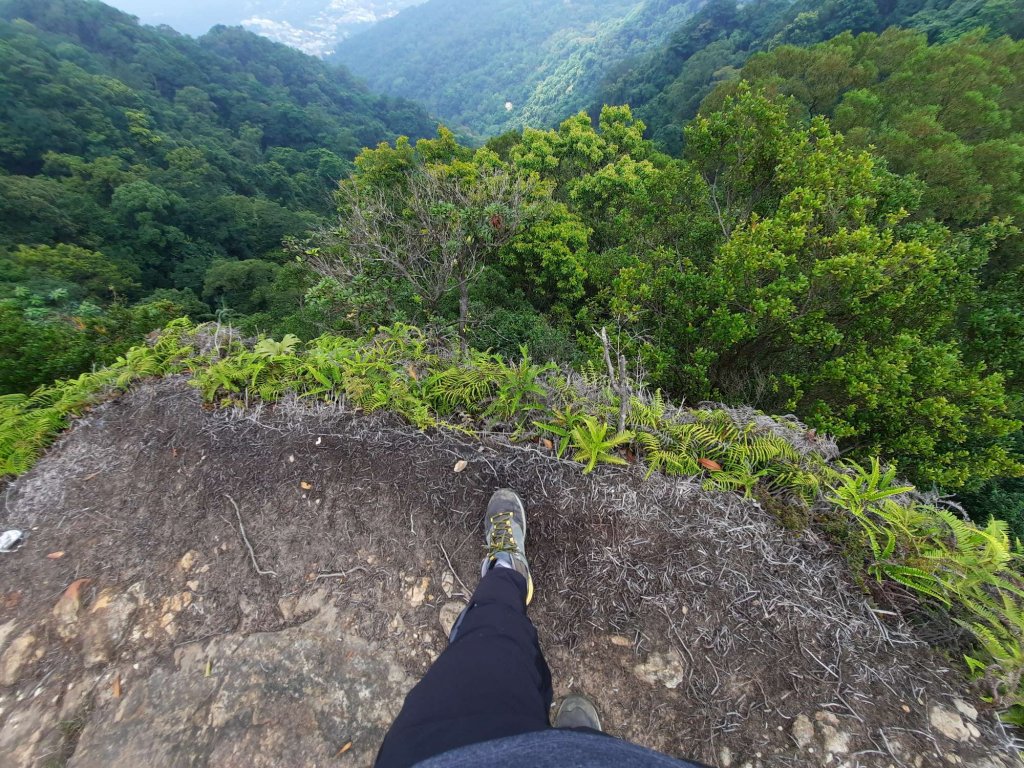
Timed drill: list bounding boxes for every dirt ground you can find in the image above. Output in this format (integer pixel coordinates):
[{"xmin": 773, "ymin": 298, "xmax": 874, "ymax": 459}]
[{"xmin": 0, "ymin": 378, "xmax": 1016, "ymax": 767}]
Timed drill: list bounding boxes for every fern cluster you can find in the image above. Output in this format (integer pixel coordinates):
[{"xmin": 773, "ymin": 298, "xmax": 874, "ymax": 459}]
[
  {"xmin": 627, "ymin": 397, "xmax": 822, "ymax": 500},
  {"xmin": 0, "ymin": 319, "xmax": 198, "ymax": 476},
  {"xmin": 5, "ymin": 319, "xmax": 1024, "ymax": 718},
  {"xmin": 192, "ymin": 325, "xmax": 437, "ymax": 428},
  {"xmin": 828, "ymin": 459, "xmax": 1024, "ymax": 717}
]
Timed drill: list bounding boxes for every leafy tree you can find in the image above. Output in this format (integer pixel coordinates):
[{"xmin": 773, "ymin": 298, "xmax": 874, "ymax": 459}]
[
  {"xmin": 312, "ymin": 144, "xmax": 542, "ymax": 350},
  {"xmin": 689, "ymin": 28, "xmax": 1024, "ymax": 524},
  {"xmin": 0, "ymin": 303, "xmax": 95, "ymax": 393},
  {"xmin": 202, "ymin": 260, "xmax": 283, "ymax": 316},
  {"xmin": 705, "ymin": 28, "xmax": 1024, "ymax": 264},
  {"xmin": 0, "ymin": 291, "xmax": 196, "ymax": 395},
  {"xmin": 574, "ymin": 88, "xmax": 1020, "ymax": 490},
  {"xmin": 678, "ymin": 87, "xmax": 1019, "ymax": 487},
  {"xmin": 0, "ymin": 244, "xmax": 137, "ymax": 300}
]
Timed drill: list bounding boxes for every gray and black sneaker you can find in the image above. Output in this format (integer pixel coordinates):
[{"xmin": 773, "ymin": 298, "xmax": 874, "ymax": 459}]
[
  {"xmin": 481, "ymin": 488, "xmax": 534, "ymax": 605},
  {"xmin": 554, "ymin": 695, "xmax": 602, "ymax": 731}
]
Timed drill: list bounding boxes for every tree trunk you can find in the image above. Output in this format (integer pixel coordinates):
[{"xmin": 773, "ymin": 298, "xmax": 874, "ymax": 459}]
[{"xmin": 458, "ymin": 280, "xmax": 470, "ymax": 355}]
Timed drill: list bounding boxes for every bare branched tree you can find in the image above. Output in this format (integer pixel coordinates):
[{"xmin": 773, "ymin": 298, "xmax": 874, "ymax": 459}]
[{"xmin": 309, "ymin": 165, "xmax": 535, "ymax": 352}]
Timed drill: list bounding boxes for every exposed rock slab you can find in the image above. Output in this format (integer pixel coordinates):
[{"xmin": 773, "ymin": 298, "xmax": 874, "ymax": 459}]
[{"xmin": 69, "ymin": 606, "xmax": 412, "ymax": 768}]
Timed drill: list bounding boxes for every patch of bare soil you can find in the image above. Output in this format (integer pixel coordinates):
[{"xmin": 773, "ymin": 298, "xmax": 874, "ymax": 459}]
[{"xmin": 0, "ymin": 379, "xmax": 1015, "ymax": 768}]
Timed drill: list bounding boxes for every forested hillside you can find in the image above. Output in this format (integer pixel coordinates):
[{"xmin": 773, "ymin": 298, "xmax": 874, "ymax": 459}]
[
  {"xmin": 311, "ymin": 23, "xmax": 1024, "ymax": 541},
  {"xmin": 4, "ymin": 0, "xmax": 1024, "ymax": 731},
  {"xmin": 331, "ymin": 0, "xmax": 703, "ymax": 136},
  {"xmin": 0, "ymin": 0, "xmax": 434, "ymax": 392},
  {"xmin": 596, "ymin": 0, "xmax": 1024, "ymax": 152},
  {"xmin": 695, "ymin": 26, "xmax": 1024, "ymax": 555}
]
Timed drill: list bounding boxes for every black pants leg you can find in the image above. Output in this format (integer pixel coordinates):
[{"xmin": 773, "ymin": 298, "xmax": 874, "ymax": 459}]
[{"xmin": 375, "ymin": 568, "xmax": 553, "ymax": 768}]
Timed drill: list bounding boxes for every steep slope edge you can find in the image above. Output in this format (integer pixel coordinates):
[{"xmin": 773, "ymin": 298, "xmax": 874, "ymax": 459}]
[{"xmin": 0, "ymin": 377, "xmax": 1013, "ymax": 767}]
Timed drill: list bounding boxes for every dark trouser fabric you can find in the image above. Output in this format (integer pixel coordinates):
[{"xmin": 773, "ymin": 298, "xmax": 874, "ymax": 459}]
[{"xmin": 375, "ymin": 568, "xmax": 553, "ymax": 768}]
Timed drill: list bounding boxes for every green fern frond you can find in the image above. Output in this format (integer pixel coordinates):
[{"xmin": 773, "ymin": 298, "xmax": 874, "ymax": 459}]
[
  {"xmin": 628, "ymin": 390, "xmax": 669, "ymax": 430},
  {"xmin": 254, "ymin": 334, "xmax": 301, "ymax": 358},
  {"xmin": 570, "ymin": 416, "xmax": 633, "ymax": 474},
  {"xmin": 426, "ymin": 361, "xmax": 501, "ymax": 413},
  {"xmin": 875, "ymin": 564, "xmax": 949, "ymax": 604}
]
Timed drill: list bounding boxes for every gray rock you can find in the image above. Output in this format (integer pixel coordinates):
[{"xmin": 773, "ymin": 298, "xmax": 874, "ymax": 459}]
[
  {"xmin": 953, "ymin": 698, "xmax": 979, "ymax": 722},
  {"xmin": 807, "ymin": 711, "xmax": 852, "ymax": 755},
  {"xmin": 53, "ymin": 578, "xmax": 91, "ymax": 641},
  {"xmin": 82, "ymin": 586, "xmax": 140, "ymax": 668},
  {"xmin": 178, "ymin": 550, "xmax": 198, "ymax": 572},
  {"xmin": 67, "ymin": 605, "xmax": 414, "ymax": 768},
  {"xmin": 814, "ymin": 710, "xmax": 839, "ymax": 727},
  {"xmin": 0, "ymin": 694, "xmax": 58, "ymax": 768},
  {"xmin": 440, "ymin": 570, "xmax": 455, "ymax": 598},
  {"xmin": 633, "ymin": 651, "xmax": 686, "ymax": 689},
  {"xmin": 438, "ymin": 601, "xmax": 464, "ymax": 638},
  {"xmin": 277, "ymin": 588, "xmax": 330, "ymax": 623},
  {"xmin": 791, "ymin": 714, "xmax": 815, "ymax": 750},
  {"xmin": 0, "ymin": 620, "xmax": 18, "ymax": 655},
  {"xmin": 406, "ymin": 576, "xmax": 430, "ymax": 607},
  {"xmin": 0, "ymin": 631, "xmax": 41, "ymax": 687},
  {"xmin": 60, "ymin": 676, "xmax": 98, "ymax": 721},
  {"xmin": 389, "ymin": 611, "xmax": 406, "ymax": 635},
  {"xmin": 929, "ymin": 704, "xmax": 972, "ymax": 742},
  {"xmin": 819, "ymin": 723, "xmax": 850, "ymax": 755}
]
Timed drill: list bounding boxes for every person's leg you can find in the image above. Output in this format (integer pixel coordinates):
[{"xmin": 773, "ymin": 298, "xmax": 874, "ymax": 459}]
[{"xmin": 375, "ymin": 566, "xmax": 552, "ymax": 768}]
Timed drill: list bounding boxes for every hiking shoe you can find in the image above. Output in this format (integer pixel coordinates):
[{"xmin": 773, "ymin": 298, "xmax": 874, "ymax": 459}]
[
  {"xmin": 554, "ymin": 695, "xmax": 602, "ymax": 731},
  {"xmin": 481, "ymin": 488, "xmax": 534, "ymax": 605}
]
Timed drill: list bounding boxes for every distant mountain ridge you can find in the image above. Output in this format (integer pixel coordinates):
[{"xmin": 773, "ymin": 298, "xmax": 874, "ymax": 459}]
[{"xmin": 331, "ymin": 0, "xmax": 705, "ymax": 136}]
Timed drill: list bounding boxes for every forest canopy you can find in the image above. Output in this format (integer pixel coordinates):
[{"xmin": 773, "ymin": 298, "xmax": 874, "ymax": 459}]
[
  {"xmin": 595, "ymin": 0, "xmax": 1024, "ymax": 152},
  {"xmin": 299, "ymin": 94, "xmax": 1021, "ymax": 508},
  {"xmin": 0, "ymin": 0, "xmax": 434, "ymax": 388},
  {"xmin": 2, "ymin": 0, "xmax": 1022, "ymax": 542}
]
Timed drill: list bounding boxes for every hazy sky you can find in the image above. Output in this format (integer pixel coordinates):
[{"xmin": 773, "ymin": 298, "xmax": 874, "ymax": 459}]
[{"xmin": 104, "ymin": 1, "xmax": 253, "ymax": 35}]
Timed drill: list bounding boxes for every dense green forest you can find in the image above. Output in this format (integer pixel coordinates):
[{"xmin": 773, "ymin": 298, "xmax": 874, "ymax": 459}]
[
  {"xmin": 3, "ymin": 0, "xmax": 1024, "ymax": 726},
  {"xmin": 596, "ymin": 0, "xmax": 1024, "ymax": 152},
  {"xmin": 300, "ymin": 82, "xmax": 1022, "ymax": 529},
  {"xmin": 693, "ymin": 26, "xmax": 1024, "ymax": 556},
  {"xmin": 0, "ymin": 0, "xmax": 434, "ymax": 391},
  {"xmin": 577, "ymin": 0, "xmax": 1024, "ymax": 532},
  {"xmin": 331, "ymin": 0, "xmax": 702, "ymax": 136},
  {"xmin": 1, "ymin": 0, "xmax": 1022, "ymax": 538}
]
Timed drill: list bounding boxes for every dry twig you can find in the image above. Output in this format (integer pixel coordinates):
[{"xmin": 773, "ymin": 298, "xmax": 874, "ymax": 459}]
[{"xmin": 225, "ymin": 493, "xmax": 277, "ymax": 577}]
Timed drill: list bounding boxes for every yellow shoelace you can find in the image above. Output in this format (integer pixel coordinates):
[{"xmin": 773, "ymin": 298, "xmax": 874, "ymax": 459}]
[{"xmin": 487, "ymin": 510, "xmax": 517, "ymax": 554}]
